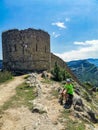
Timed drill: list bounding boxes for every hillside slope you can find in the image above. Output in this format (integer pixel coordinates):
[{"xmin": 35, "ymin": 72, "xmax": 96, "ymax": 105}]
[{"xmin": 0, "ymin": 73, "xmax": 98, "ymax": 130}]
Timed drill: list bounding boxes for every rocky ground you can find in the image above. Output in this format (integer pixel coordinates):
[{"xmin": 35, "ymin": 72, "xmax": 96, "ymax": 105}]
[{"xmin": 0, "ymin": 72, "xmax": 98, "ymax": 130}]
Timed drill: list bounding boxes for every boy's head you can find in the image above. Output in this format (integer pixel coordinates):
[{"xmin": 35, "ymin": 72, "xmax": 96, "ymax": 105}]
[{"xmin": 66, "ymin": 78, "xmax": 71, "ymax": 83}]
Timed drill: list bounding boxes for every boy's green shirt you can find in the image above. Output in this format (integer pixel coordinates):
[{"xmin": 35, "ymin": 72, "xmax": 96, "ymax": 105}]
[{"xmin": 63, "ymin": 83, "xmax": 74, "ymax": 95}]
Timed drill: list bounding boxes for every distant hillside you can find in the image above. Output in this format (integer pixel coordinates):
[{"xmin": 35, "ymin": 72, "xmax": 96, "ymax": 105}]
[
  {"xmin": 87, "ymin": 58, "xmax": 98, "ymax": 67},
  {"xmin": 67, "ymin": 60, "xmax": 98, "ymax": 87},
  {"xmin": 0, "ymin": 60, "xmax": 2, "ymax": 70}
]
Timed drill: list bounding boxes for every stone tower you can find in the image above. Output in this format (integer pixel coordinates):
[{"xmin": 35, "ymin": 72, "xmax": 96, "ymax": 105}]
[{"xmin": 2, "ymin": 28, "xmax": 51, "ymax": 72}]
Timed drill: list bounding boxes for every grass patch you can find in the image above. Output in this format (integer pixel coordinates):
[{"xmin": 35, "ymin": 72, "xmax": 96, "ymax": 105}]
[
  {"xmin": 24, "ymin": 74, "xmax": 29, "ymax": 79},
  {"xmin": 0, "ymin": 82, "xmax": 36, "ymax": 113},
  {"xmin": 94, "ymin": 92, "xmax": 98, "ymax": 102},
  {"xmin": 51, "ymin": 89, "xmax": 59, "ymax": 98},
  {"xmin": 41, "ymin": 78, "xmax": 53, "ymax": 84},
  {"xmin": 65, "ymin": 121, "xmax": 85, "ymax": 130},
  {"xmin": 60, "ymin": 110, "xmax": 85, "ymax": 130},
  {"xmin": 0, "ymin": 71, "xmax": 13, "ymax": 84}
]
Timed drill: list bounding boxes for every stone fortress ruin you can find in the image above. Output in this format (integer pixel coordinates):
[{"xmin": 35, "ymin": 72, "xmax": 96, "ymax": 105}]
[
  {"xmin": 2, "ymin": 28, "xmax": 73, "ymax": 74},
  {"xmin": 2, "ymin": 28, "xmax": 51, "ymax": 72}
]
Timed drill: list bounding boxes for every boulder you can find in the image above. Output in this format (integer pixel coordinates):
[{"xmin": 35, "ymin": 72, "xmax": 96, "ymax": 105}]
[
  {"xmin": 32, "ymin": 102, "xmax": 47, "ymax": 114},
  {"xmin": 73, "ymin": 96, "xmax": 84, "ymax": 111},
  {"xmin": 41, "ymin": 71, "xmax": 49, "ymax": 79},
  {"xmin": 87, "ymin": 110, "xmax": 98, "ymax": 123},
  {"xmin": 74, "ymin": 88, "xmax": 81, "ymax": 96}
]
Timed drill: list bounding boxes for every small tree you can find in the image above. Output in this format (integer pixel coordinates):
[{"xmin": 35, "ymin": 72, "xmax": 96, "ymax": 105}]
[
  {"xmin": 51, "ymin": 62, "xmax": 71, "ymax": 81},
  {"xmin": 51, "ymin": 62, "xmax": 60, "ymax": 81}
]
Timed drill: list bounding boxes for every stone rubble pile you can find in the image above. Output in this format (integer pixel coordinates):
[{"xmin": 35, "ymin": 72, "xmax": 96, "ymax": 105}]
[
  {"xmin": 26, "ymin": 73, "xmax": 47, "ymax": 113},
  {"xmin": 26, "ymin": 73, "xmax": 42, "ymax": 98},
  {"xmin": 25, "ymin": 72, "xmax": 63, "ymax": 130}
]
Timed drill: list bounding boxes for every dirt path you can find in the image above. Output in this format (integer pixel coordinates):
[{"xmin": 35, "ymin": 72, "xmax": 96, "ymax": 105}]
[
  {"xmin": 0, "ymin": 74, "xmax": 65, "ymax": 130},
  {"xmin": 0, "ymin": 75, "xmax": 25, "ymax": 106}
]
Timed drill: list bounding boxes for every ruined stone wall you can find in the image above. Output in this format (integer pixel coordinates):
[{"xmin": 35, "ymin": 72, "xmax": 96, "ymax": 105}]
[
  {"xmin": 2, "ymin": 28, "xmax": 51, "ymax": 72},
  {"xmin": 51, "ymin": 53, "xmax": 68, "ymax": 69}
]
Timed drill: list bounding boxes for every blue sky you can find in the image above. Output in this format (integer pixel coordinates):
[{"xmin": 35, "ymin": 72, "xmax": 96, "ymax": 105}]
[{"xmin": 0, "ymin": 0, "xmax": 98, "ymax": 61}]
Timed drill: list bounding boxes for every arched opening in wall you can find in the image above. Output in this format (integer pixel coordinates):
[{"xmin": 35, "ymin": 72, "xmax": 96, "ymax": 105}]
[{"xmin": 36, "ymin": 44, "xmax": 38, "ymax": 51}]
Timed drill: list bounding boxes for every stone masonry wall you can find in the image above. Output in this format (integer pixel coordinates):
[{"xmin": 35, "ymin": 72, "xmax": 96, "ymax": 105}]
[
  {"xmin": 51, "ymin": 53, "xmax": 67, "ymax": 69},
  {"xmin": 2, "ymin": 28, "xmax": 51, "ymax": 72}
]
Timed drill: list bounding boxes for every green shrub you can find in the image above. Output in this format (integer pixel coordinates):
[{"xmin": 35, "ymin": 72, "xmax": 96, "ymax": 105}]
[
  {"xmin": 51, "ymin": 62, "xmax": 71, "ymax": 81},
  {"xmin": 0, "ymin": 71, "xmax": 13, "ymax": 83}
]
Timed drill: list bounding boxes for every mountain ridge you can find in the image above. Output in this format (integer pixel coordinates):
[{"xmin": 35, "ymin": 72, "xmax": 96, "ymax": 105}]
[
  {"xmin": 67, "ymin": 59, "xmax": 98, "ymax": 87},
  {"xmin": 87, "ymin": 58, "xmax": 98, "ymax": 67}
]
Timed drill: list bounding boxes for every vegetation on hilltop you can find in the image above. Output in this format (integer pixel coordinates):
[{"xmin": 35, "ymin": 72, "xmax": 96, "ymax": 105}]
[{"xmin": 0, "ymin": 71, "xmax": 13, "ymax": 84}]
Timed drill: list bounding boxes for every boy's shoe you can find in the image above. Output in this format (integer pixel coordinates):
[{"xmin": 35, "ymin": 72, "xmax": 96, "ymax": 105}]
[
  {"xmin": 64, "ymin": 104, "xmax": 71, "ymax": 109},
  {"xmin": 58, "ymin": 99, "xmax": 63, "ymax": 105}
]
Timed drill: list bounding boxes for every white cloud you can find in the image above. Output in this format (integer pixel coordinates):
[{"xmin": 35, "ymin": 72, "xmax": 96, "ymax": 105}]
[
  {"xmin": 52, "ymin": 22, "xmax": 66, "ymax": 29},
  {"xmin": 52, "ymin": 32, "xmax": 60, "ymax": 38},
  {"xmin": 54, "ymin": 40, "xmax": 98, "ymax": 61},
  {"xmin": 74, "ymin": 41, "xmax": 87, "ymax": 45},
  {"xmin": 74, "ymin": 40, "xmax": 98, "ymax": 46},
  {"xmin": 65, "ymin": 18, "xmax": 70, "ymax": 22}
]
